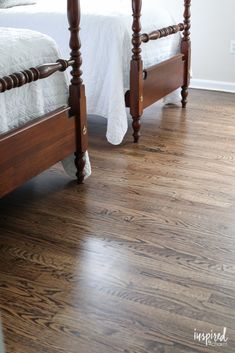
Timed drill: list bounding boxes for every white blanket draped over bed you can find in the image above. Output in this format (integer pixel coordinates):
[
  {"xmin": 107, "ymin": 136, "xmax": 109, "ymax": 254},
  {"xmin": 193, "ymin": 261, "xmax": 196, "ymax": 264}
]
[
  {"xmin": 0, "ymin": 0, "xmax": 182, "ymax": 144},
  {"xmin": 0, "ymin": 28, "xmax": 68, "ymax": 133},
  {"xmin": 0, "ymin": 27, "xmax": 91, "ymax": 178}
]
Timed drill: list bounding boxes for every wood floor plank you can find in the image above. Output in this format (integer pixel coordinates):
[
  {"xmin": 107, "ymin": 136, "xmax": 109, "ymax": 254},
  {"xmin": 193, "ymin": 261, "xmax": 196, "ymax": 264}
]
[{"xmin": 0, "ymin": 89, "xmax": 235, "ymax": 352}]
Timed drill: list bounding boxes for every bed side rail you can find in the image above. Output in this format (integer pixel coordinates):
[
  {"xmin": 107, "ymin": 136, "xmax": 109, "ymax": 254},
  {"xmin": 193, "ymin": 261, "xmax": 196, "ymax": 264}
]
[{"xmin": 0, "ymin": 59, "xmax": 73, "ymax": 93}]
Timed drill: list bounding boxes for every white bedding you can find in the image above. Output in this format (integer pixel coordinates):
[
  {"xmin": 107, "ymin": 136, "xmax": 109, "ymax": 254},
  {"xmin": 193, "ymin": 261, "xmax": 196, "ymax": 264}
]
[
  {"xmin": 0, "ymin": 27, "xmax": 91, "ymax": 178},
  {"xmin": 0, "ymin": 27, "xmax": 68, "ymax": 134},
  {"xmin": 0, "ymin": 0, "xmax": 182, "ymax": 144}
]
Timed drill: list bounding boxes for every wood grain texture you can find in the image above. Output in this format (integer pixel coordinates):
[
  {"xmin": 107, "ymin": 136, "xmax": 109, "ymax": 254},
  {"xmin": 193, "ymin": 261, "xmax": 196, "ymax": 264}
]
[
  {"xmin": 0, "ymin": 89, "xmax": 235, "ymax": 353},
  {"xmin": 0, "ymin": 109, "xmax": 77, "ymax": 198},
  {"xmin": 143, "ymin": 55, "xmax": 184, "ymax": 109}
]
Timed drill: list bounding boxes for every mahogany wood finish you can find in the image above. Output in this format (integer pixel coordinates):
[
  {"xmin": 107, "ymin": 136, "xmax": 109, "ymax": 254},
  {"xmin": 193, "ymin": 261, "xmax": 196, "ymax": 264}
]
[
  {"xmin": 130, "ymin": 0, "xmax": 143, "ymax": 143},
  {"xmin": 68, "ymin": 0, "xmax": 88, "ymax": 183},
  {"xmin": 181, "ymin": 0, "xmax": 192, "ymax": 108},
  {"xmin": 0, "ymin": 109, "xmax": 76, "ymax": 198},
  {"xmin": 141, "ymin": 23, "xmax": 185, "ymax": 43},
  {"xmin": 142, "ymin": 54, "xmax": 184, "ymax": 109},
  {"xmin": 0, "ymin": 0, "xmax": 88, "ymax": 197},
  {"xmin": 127, "ymin": 0, "xmax": 192, "ymax": 142},
  {"xmin": 0, "ymin": 59, "xmax": 74, "ymax": 93}
]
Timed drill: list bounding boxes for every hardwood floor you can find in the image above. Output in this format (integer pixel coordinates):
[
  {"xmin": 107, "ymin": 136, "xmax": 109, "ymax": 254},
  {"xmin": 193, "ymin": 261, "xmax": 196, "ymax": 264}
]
[{"xmin": 0, "ymin": 89, "xmax": 235, "ymax": 353}]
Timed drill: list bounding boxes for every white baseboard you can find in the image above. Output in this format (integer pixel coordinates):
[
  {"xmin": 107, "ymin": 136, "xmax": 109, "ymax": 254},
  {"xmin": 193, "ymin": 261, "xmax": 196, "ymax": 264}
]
[{"xmin": 190, "ymin": 79, "xmax": 235, "ymax": 93}]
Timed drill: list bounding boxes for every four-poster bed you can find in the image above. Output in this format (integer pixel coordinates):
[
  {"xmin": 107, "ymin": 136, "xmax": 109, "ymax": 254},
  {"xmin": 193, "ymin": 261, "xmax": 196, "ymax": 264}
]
[
  {"xmin": 0, "ymin": 0, "xmax": 88, "ymax": 198},
  {"xmin": 125, "ymin": 0, "xmax": 191, "ymax": 142}
]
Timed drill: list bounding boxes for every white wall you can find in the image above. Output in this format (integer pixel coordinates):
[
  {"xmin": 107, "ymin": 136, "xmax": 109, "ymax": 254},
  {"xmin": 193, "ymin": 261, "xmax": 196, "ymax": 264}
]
[{"xmin": 158, "ymin": 0, "xmax": 235, "ymax": 91}]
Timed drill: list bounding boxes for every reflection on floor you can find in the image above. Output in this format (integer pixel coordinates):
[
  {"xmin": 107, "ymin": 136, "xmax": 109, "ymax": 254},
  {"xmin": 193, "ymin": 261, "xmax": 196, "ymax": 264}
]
[{"xmin": 0, "ymin": 89, "xmax": 235, "ymax": 353}]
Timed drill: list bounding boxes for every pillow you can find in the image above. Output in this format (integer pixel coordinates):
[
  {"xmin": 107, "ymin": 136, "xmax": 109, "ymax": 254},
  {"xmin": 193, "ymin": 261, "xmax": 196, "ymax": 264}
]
[{"xmin": 0, "ymin": 0, "xmax": 36, "ymax": 8}]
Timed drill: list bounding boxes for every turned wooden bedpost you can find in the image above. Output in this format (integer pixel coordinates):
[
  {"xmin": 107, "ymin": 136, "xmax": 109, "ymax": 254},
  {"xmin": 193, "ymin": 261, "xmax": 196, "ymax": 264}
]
[
  {"xmin": 67, "ymin": 0, "xmax": 88, "ymax": 183},
  {"xmin": 130, "ymin": 0, "xmax": 144, "ymax": 143},
  {"xmin": 181, "ymin": 0, "xmax": 191, "ymax": 108}
]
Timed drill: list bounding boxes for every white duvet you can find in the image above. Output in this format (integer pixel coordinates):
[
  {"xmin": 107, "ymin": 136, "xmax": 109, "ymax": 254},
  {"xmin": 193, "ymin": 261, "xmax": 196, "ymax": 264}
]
[
  {"xmin": 0, "ymin": 27, "xmax": 91, "ymax": 178},
  {"xmin": 0, "ymin": 0, "xmax": 182, "ymax": 144},
  {"xmin": 0, "ymin": 27, "xmax": 68, "ymax": 134}
]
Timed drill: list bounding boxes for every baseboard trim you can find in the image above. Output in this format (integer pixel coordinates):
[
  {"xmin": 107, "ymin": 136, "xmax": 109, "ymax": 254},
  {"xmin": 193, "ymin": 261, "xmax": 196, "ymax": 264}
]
[{"xmin": 190, "ymin": 79, "xmax": 235, "ymax": 93}]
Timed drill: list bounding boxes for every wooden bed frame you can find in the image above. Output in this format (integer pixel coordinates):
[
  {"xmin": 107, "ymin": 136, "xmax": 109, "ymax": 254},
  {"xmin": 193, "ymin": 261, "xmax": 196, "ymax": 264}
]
[
  {"xmin": 125, "ymin": 0, "xmax": 191, "ymax": 142},
  {"xmin": 0, "ymin": 0, "xmax": 88, "ymax": 198}
]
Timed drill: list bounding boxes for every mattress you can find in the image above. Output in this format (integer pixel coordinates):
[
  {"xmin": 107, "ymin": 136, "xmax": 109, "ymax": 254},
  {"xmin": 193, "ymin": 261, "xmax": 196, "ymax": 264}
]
[
  {"xmin": 0, "ymin": 0, "xmax": 182, "ymax": 144},
  {"xmin": 0, "ymin": 27, "xmax": 91, "ymax": 178}
]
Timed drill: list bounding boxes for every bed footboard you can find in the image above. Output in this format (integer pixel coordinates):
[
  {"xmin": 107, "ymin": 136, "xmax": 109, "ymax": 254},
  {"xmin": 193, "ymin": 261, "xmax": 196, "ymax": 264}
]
[{"xmin": 126, "ymin": 54, "xmax": 184, "ymax": 110}]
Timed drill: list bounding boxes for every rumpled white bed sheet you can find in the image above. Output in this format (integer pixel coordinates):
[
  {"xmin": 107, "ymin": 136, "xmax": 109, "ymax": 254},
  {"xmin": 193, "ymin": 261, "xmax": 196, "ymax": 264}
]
[
  {"xmin": 0, "ymin": 0, "xmax": 182, "ymax": 144},
  {"xmin": 0, "ymin": 27, "xmax": 91, "ymax": 178}
]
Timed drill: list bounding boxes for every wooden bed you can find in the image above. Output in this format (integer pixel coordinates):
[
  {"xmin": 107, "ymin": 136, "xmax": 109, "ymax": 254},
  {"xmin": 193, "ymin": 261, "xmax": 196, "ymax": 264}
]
[
  {"xmin": 0, "ymin": 0, "xmax": 88, "ymax": 198},
  {"xmin": 125, "ymin": 0, "xmax": 191, "ymax": 142}
]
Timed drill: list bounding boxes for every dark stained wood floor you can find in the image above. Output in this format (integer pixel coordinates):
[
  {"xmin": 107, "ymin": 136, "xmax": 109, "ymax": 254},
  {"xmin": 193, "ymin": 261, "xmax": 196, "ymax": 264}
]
[{"xmin": 0, "ymin": 89, "xmax": 235, "ymax": 353}]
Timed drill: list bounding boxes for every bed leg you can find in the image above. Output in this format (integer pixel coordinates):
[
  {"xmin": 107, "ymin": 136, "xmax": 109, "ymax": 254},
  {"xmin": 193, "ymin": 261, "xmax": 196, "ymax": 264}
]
[
  {"xmin": 68, "ymin": 0, "xmax": 88, "ymax": 183},
  {"xmin": 75, "ymin": 152, "xmax": 86, "ymax": 184},
  {"xmin": 181, "ymin": 86, "xmax": 189, "ymax": 108},
  {"xmin": 181, "ymin": 0, "xmax": 191, "ymax": 108},
  {"xmin": 70, "ymin": 83, "xmax": 88, "ymax": 184},
  {"xmin": 132, "ymin": 116, "xmax": 141, "ymax": 143},
  {"xmin": 130, "ymin": 0, "xmax": 144, "ymax": 143}
]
